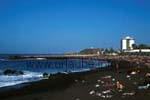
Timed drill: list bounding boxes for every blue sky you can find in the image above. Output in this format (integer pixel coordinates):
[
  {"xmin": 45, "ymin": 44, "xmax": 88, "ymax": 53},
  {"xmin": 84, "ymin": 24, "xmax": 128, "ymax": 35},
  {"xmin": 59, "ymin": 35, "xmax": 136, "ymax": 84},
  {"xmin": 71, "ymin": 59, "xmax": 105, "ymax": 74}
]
[{"xmin": 0, "ymin": 0, "xmax": 150, "ymax": 54}]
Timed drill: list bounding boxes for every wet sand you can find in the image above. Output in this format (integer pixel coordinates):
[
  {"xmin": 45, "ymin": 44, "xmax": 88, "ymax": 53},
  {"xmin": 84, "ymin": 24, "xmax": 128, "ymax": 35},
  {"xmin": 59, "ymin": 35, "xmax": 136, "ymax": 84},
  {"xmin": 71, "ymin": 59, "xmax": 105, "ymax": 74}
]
[{"xmin": 1, "ymin": 60, "xmax": 150, "ymax": 100}]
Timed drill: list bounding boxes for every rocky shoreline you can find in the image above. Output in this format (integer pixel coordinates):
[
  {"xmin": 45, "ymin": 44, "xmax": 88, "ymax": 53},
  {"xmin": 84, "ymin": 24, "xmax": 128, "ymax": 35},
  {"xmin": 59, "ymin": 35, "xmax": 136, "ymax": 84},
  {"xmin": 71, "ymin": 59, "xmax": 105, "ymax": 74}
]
[{"xmin": 0, "ymin": 58, "xmax": 150, "ymax": 100}]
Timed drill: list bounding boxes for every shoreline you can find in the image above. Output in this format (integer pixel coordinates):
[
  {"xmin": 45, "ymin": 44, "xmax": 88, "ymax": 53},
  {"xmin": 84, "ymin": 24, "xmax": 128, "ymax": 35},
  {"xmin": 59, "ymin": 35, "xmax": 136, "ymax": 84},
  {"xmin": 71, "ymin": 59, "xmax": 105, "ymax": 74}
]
[
  {"xmin": 0, "ymin": 60, "xmax": 129, "ymax": 100},
  {"xmin": 0, "ymin": 60, "xmax": 128, "ymax": 99},
  {"xmin": 0, "ymin": 57, "xmax": 150, "ymax": 100}
]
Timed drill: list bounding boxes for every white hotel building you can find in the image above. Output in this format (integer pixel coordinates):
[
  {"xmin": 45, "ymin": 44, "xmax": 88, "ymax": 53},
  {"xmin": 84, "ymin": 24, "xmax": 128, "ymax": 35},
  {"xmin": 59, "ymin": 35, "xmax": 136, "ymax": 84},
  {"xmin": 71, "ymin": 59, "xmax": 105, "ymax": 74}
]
[
  {"xmin": 121, "ymin": 36, "xmax": 135, "ymax": 51},
  {"xmin": 121, "ymin": 36, "xmax": 150, "ymax": 53}
]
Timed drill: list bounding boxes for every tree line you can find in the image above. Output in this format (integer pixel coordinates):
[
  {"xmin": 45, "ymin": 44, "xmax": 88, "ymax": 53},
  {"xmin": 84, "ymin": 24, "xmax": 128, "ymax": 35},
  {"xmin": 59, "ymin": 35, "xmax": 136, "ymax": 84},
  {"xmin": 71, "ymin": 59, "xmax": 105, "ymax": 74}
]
[{"xmin": 132, "ymin": 44, "xmax": 150, "ymax": 49}]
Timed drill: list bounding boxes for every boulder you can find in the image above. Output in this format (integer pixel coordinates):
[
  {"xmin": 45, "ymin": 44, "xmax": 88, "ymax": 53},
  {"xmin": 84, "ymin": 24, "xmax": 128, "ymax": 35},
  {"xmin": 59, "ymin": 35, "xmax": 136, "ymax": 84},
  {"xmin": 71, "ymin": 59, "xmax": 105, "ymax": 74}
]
[
  {"xmin": 3, "ymin": 69, "xmax": 24, "ymax": 75},
  {"xmin": 43, "ymin": 72, "xmax": 49, "ymax": 78}
]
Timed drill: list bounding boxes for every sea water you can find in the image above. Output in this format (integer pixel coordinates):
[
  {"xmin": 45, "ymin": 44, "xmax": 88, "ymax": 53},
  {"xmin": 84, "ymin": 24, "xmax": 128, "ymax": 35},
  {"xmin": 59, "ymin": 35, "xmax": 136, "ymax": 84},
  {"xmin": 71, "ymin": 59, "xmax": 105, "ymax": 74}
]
[
  {"xmin": 0, "ymin": 55, "xmax": 110, "ymax": 88},
  {"xmin": 0, "ymin": 71, "xmax": 43, "ymax": 88}
]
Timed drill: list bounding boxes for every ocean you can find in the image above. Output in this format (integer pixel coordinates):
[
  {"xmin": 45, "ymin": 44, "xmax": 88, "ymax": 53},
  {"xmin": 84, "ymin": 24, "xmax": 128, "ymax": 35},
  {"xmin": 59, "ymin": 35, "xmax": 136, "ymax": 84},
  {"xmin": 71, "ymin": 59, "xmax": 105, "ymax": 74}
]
[{"xmin": 0, "ymin": 54, "xmax": 110, "ymax": 88}]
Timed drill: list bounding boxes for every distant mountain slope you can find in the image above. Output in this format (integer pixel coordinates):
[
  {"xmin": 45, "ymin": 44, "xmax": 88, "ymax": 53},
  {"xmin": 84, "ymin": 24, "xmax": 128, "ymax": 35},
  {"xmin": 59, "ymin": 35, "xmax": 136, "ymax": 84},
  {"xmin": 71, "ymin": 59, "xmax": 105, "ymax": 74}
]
[{"xmin": 79, "ymin": 48, "xmax": 103, "ymax": 55}]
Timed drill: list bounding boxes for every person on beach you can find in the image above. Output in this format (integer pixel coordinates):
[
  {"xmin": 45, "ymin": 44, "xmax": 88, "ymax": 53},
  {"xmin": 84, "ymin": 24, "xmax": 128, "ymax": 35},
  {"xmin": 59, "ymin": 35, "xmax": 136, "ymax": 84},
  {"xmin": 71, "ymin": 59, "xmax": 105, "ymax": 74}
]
[{"xmin": 116, "ymin": 81, "xmax": 124, "ymax": 92}]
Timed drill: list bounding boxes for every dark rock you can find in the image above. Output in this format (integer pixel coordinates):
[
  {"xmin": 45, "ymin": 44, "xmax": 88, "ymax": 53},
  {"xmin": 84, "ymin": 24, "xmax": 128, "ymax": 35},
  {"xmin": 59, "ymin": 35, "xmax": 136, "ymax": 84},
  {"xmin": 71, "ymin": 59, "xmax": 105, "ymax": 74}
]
[
  {"xmin": 3, "ymin": 69, "xmax": 24, "ymax": 75},
  {"xmin": 43, "ymin": 73, "xmax": 49, "ymax": 77},
  {"xmin": 144, "ymin": 73, "xmax": 150, "ymax": 84}
]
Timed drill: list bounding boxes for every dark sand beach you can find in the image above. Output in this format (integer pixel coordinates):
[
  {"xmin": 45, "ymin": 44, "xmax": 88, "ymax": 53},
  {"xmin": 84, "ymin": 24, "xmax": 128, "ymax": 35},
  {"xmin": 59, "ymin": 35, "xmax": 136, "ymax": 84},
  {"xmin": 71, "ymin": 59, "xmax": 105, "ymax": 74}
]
[{"xmin": 1, "ymin": 60, "xmax": 150, "ymax": 100}]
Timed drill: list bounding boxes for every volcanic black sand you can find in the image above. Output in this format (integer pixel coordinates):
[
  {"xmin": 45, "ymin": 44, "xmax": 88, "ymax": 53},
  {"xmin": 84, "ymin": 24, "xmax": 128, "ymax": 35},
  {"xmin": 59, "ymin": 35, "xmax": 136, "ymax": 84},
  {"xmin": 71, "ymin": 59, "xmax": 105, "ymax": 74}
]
[{"xmin": 1, "ymin": 61, "xmax": 150, "ymax": 100}]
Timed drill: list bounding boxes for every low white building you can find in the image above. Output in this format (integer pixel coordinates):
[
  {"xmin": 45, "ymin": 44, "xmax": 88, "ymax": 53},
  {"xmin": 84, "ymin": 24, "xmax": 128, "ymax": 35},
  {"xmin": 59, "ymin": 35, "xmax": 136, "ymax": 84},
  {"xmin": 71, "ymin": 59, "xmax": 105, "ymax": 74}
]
[{"xmin": 124, "ymin": 49, "xmax": 150, "ymax": 53}]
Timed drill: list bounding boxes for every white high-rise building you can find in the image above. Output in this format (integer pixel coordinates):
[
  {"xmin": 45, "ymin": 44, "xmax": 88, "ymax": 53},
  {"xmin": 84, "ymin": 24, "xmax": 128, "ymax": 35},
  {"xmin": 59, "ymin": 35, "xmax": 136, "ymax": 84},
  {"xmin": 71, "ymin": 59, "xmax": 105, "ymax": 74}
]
[{"xmin": 121, "ymin": 36, "xmax": 135, "ymax": 51}]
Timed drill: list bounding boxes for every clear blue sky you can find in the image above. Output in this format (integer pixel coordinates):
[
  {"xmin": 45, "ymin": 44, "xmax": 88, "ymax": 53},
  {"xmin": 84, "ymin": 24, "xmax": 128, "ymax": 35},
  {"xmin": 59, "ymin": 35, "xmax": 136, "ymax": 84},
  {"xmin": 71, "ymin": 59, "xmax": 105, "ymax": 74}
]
[{"xmin": 0, "ymin": 0, "xmax": 150, "ymax": 54}]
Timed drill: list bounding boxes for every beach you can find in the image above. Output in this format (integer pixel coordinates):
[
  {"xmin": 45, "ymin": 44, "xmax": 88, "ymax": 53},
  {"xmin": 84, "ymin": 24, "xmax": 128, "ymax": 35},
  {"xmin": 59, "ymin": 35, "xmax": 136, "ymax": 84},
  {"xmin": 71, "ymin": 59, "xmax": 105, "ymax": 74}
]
[
  {"xmin": 0, "ymin": 0, "xmax": 149, "ymax": 99},
  {"xmin": 0, "ymin": 58, "xmax": 150, "ymax": 100}
]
